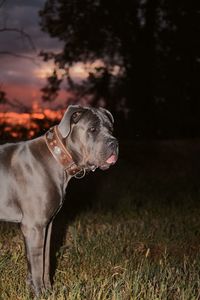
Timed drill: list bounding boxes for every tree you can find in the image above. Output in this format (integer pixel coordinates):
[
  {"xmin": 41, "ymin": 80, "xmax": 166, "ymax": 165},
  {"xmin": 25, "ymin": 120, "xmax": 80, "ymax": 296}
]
[
  {"xmin": 39, "ymin": 0, "xmax": 200, "ymax": 138},
  {"xmin": 0, "ymin": 89, "xmax": 7, "ymax": 103},
  {"xmin": 41, "ymin": 70, "xmax": 62, "ymax": 102}
]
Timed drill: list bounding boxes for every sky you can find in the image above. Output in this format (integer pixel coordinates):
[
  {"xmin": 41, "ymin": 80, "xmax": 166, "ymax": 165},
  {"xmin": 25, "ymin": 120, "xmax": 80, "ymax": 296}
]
[{"xmin": 0, "ymin": 0, "xmax": 87, "ymax": 110}]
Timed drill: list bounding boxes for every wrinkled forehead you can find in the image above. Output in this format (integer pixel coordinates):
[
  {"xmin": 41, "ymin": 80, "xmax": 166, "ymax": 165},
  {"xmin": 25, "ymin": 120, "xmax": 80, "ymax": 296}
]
[{"xmin": 80, "ymin": 108, "xmax": 113, "ymax": 129}]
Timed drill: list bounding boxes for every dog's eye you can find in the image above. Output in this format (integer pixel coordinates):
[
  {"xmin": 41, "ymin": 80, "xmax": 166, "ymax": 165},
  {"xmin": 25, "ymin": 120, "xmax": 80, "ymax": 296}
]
[{"xmin": 89, "ymin": 127, "xmax": 96, "ymax": 133}]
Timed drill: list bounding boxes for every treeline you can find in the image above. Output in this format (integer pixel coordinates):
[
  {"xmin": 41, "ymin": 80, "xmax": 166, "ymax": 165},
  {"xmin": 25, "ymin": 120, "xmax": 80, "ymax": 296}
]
[{"xmin": 39, "ymin": 0, "xmax": 200, "ymax": 138}]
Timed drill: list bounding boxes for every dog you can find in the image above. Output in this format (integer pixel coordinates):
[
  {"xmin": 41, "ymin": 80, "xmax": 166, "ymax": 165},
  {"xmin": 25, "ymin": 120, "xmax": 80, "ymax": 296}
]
[{"xmin": 0, "ymin": 105, "xmax": 118, "ymax": 296}]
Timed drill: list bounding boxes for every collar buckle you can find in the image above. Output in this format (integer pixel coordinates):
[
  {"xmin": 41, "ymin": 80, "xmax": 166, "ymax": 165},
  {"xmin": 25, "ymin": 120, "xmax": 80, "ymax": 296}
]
[{"xmin": 74, "ymin": 169, "xmax": 86, "ymax": 179}]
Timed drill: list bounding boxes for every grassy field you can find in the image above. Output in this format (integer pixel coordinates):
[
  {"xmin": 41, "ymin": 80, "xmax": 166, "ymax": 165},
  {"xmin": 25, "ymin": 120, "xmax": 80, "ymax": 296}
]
[{"xmin": 1, "ymin": 139, "xmax": 200, "ymax": 299}]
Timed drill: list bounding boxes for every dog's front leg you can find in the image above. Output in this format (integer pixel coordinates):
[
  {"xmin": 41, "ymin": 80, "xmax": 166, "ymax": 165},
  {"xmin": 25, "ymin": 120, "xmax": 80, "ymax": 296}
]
[
  {"xmin": 43, "ymin": 221, "xmax": 53, "ymax": 289},
  {"xmin": 21, "ymin": 223, "xmax": 46, "ymax": 296}
]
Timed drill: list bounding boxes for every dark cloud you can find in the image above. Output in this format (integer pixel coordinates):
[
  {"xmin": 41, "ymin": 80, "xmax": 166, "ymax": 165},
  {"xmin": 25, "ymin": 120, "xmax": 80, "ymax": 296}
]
[
  {"xmin": 0, "ymin": 56, "xmax": 40, "ymax": 85},
  {"xmin": 0, "ymin": 0, "xmax": 62, "ymax": 54}
]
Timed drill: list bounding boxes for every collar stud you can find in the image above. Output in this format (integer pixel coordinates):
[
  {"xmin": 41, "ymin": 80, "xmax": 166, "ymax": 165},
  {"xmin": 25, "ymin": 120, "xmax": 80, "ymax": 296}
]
[{"xmin": 45, "ymin": 126, "xmax": 84, "ymax": 178}]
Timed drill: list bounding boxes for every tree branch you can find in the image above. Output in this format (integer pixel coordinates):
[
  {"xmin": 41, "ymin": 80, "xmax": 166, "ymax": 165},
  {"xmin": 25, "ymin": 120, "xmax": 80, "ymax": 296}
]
[
  {"xmin": 0, "ymin": 1, "xmax": 37, "ymax": 61},
  {"xmin": 0, "ymin": 27, "xmax": 36, "ymax": 52}
]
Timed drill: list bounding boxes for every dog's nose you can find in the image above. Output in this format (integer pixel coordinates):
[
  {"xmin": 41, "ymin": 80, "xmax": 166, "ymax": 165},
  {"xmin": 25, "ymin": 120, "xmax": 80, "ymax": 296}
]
[{"xmin": 107, "ymin": 138, "xmax": 119, "ymax": 150}]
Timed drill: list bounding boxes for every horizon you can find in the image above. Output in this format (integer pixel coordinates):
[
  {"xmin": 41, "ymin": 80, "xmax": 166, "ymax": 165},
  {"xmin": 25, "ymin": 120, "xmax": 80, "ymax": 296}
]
[{"xmin": 0, "ymin": 1, "xmax": 90, "ymax": 108}]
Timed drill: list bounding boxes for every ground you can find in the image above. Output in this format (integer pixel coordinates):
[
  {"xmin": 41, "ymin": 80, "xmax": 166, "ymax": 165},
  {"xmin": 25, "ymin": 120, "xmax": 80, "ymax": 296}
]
[{"xmin": 0, "ymin": 139, "xmax": 200, "ymax": 299}]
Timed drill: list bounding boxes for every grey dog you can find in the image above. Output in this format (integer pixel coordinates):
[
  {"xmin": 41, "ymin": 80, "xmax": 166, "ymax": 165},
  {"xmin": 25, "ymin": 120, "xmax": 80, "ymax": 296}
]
[{"xmin": 0, "ymin": 105, "xmax": 118, "ymax": 296}]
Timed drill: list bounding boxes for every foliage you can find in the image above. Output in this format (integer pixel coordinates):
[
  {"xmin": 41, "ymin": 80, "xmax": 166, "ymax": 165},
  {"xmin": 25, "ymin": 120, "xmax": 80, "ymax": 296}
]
[
  {"xmin": 39, "ymin": 0, "xmax": 200, "ymax": 138},
  {"xmin": 0, "ymin": 90, "xmax": 7, "ymax": 103},
  {"xmin": 41, "ymin": 70, "xmax": 63, "ymax": 102}
]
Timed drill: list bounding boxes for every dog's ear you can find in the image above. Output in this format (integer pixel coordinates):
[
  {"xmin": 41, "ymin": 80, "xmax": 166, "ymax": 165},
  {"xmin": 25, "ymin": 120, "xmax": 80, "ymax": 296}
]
[
  {"xmin": 99, "ymin": 107, "xmax": 114, "ymax": 124},
  {"xmin": 58, "ymin": 105, "xmax": 85, "ymax": 138}
]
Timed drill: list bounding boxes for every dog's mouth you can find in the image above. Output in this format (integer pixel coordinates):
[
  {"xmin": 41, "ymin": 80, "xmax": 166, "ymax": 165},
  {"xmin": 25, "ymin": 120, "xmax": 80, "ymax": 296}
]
[
  {"xmin": 106, "ymin": 154, "xmax": 117, "ymax": 164},
  {"xmin": 86, "ymin": 153, "xmax": 118, "ymax": 172},
  {"xmin": 99, "ymin": 153, "xmax": 118, "ymax": 170}
]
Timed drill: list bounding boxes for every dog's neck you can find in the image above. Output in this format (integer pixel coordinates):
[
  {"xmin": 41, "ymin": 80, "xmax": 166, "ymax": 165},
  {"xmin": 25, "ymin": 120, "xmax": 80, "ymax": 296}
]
[{"xmin": 45, "ymin": 126, "xmax": 85, "ymax": 178}]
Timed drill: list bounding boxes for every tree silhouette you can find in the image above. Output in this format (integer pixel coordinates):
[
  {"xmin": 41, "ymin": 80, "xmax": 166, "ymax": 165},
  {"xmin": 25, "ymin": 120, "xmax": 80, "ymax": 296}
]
[
  {"xmin": 41, "ymin": 69, "xmax": 62, "ymax": 102},
  {"xmin": 40, "ymin": 0, "xmax": 200, "ymax": 138},
  {"xmin": 0, "ymin": 89, "xmax": 7, "ymax": 103}
]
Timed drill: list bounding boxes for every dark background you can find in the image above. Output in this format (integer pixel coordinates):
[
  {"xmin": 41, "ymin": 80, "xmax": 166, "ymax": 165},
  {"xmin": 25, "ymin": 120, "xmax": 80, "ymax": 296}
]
[{"xmin": 38, "ymin": 0, "xmax": 200, "ymax": 140}]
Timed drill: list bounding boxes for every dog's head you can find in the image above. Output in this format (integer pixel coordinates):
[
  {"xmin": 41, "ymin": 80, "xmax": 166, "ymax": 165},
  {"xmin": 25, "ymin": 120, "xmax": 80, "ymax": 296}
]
[{"xmin": 58, "ymin": 105, "xmax": 118, "ymax": 171}]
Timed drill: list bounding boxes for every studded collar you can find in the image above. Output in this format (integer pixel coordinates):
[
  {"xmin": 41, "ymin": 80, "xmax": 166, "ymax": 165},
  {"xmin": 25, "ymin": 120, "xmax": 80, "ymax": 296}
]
[{"xmin": 45, "ymin": 126, "xmax": 85, "ymax": 178}]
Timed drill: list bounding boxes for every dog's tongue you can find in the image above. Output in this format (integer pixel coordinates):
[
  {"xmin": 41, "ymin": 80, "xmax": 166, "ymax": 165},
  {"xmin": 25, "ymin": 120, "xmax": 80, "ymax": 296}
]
[{"xmin": 106, "ymin": 154, "xmax": 117, "ymax": 164}]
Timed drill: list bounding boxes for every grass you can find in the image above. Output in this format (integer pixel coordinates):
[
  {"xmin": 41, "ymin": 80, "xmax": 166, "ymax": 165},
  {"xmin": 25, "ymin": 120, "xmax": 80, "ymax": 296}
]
[{"xmin": 1, "ymin": 139, "xmax": 200, "ymax": 299}]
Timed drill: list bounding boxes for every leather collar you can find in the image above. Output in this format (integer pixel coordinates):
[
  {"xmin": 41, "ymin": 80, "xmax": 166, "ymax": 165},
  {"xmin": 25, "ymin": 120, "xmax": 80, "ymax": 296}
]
[{"xmin": 45, "ymin": 126, "xmax": 85, "ymax": 178}]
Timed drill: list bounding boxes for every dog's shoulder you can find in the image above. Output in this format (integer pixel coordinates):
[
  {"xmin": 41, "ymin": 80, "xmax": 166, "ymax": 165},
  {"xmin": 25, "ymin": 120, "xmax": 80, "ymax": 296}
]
[
  {"xmin": 0, "ymin": 137, "xmax": 43, "ymax": 167},
  {"xmin": 0, "ymin": 141, "xmax": 24, "ymax": 166}
]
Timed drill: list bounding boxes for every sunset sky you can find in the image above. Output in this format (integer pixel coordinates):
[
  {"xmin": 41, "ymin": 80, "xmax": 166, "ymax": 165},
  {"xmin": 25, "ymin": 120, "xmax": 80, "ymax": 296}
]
[{"xmin": 0, "ymin": 0, "xmax": 88, "ymax": 111}]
